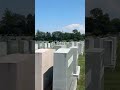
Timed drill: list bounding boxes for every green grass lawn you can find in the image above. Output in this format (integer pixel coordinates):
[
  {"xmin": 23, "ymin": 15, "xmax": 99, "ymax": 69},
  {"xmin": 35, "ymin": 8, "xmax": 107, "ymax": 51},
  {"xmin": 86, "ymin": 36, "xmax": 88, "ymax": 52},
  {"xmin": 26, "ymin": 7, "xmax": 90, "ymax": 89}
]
[
  {"xmin": 104, "ymin": 40, "xmax": 120, "ymax": 90},
  {"xmin": 77, "ymin": 54, "xmax": 85, "ymax": 90},
  {"xmin": 76, "ymin": 40, "xmax": 120, "ymax": 90}
]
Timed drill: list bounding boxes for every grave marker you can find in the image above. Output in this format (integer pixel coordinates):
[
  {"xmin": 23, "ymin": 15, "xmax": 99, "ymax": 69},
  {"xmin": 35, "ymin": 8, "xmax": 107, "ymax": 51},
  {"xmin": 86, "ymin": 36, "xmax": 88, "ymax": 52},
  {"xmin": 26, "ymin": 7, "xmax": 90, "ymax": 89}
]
[
  {"xmin": 7, "ymin": 40, "xmax": 19, "ymax": 54},
  {"xmin": 53, "ymin": 45, "xmax": 66, "ymax": 50},
  {"xmin": 0, "ymin": 54, "xmax": 35, "ymax": 90},
  {"xmin": 19, "ymin": 40, "xmax": 29, "ymax": 53},
  {"xmin": 53, "ymin": 48, "xmax": 77, "ymax": 90},
  {"xmin": 0, "ymin": 42, "xmax": 7, "ymax": 57},
  {"xmin": 35, "ymin": 49, "xmax": 55, "ymax": 90},
  {"xmin": 86, "ymin": 48, "xmax": 104, "ymax": 90}
]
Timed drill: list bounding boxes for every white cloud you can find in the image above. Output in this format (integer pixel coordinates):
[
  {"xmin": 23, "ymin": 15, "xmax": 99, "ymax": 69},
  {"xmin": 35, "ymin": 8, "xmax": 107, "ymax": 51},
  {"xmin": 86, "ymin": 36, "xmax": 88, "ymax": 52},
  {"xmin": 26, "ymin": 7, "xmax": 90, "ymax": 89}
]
[
  {"xmin": 36, "ymin": 24, "xmax": 85, "ymax": 34},
  {"xmin": 62, "ymin": 24, "xmax": 85, "ymax": 34}
]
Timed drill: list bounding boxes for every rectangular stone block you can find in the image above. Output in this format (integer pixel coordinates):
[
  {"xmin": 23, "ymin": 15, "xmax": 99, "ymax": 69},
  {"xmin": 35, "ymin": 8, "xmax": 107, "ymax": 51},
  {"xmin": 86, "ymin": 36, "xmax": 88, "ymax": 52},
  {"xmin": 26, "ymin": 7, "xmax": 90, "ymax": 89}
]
[
  {"xmin": 35, "ymin": 49, "xmax": 55, "ymax": 90},
  {"xmin": 70, "ymin": 47, "xmax": 78, "ymax": 74},
  {"xmin": 53, "ymin": 45, "xmax": 66, "ymax": 50},
  {"xmin": 107, "ymin": 37, "xmax": 117, "ymax": 68},
  {"xmin": 86, "ymin": 48, "xmax": 104, "ymax": 90},
  {"xmin": 94, "ymin": 37, "xmax": 101, "ymax": 48},
  {"xmin": 45, "ymin": 43, "xmax": 47, "ymax": 48},
  {"xmin": 85, "ymin": 39, "xmax": 89, "ymax": 49},
  {"xmin": 0, "ymin": 54, "xmax": 35, "ymax": 90},
  {"xmin": 50, "ymin": 42, "xmax": 54, "ymax": 48},
  {"xmin": 78, "ymin": 42, "xmax": 82, "ymax": 55},
  {"xmin": 29, "ymin": 40, "xmax": 35, "ymax": 53},
  {"xmin": 0, "ymin": 42, "xmax": 7, "ymax": 57},
  {"xmin": 66, "ymin": 42, "xmax": 72, "ymax": 48},
  {"xmin": 86, "ymin": 38, "xmax": 94, "ymax": 49},
  {"xmin": 103, "ymin": 40, "xmax": 113, "ymax": 67},
  {"xmin": 35, "ymin": 43, "xmax": 38, "ymax": 50},
  {"xmin": 19, "ymin": 40, "xmax": 29, "ymax": 53},
  {"xmin": 80, "ymin": 41, "xmax": 85, "ymax": 55},
  {"xmin": 7, "ymin": 40, "xmax": 19, "ymax": 54},
  {"xmin": 48, "ymin": 43, "xmax": 51, "ymax": 48},
  {"xmin": 53, "ymin": 48, "xmax": 77, "ymax": 90}
]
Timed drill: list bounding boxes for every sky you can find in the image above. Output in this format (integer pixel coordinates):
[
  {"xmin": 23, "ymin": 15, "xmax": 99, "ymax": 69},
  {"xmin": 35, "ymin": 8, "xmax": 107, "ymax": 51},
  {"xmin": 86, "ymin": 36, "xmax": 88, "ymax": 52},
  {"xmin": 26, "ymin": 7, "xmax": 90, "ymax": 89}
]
[
  {"xmin": 35, "ymin": 0, "xmax": 85, "ymax": 34},
  {"xmin": 0, "ymin": 0, "xmax": 34, "ymax": 19},
  {"xmin": 86, "ymin": 0, "xmax": 120, "ymax": 19}
]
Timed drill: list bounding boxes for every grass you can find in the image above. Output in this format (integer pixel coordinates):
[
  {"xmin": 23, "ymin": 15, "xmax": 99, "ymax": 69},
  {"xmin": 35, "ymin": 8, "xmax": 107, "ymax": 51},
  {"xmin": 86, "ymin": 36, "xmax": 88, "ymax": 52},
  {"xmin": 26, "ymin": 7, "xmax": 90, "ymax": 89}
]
[
  {"xmin": 77, "ymin": 54, "xmax": 85, "ymax": 90},
  {"xmin": 104, "ymin": 40, "xmax": 120, "ymax": 90},
  {"xmin": 76, "ymin": 40, "xmax": 120, "ymax": 90}
]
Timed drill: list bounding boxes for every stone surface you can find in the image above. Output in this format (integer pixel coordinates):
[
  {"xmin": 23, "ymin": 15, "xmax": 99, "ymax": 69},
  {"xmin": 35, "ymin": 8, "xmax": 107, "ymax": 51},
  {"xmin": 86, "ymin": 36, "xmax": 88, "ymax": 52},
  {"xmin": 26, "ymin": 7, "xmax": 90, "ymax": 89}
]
[
  {"xmin": 103, "ymin": 40, "xmax": 113, "ymax": 67},
  {"xmin": 53, "ymin": 45, "xmax": 66, "ymax": 50},
  {"xmin": 19, "ymin": 40, "xmax": 29, "ymax": 53},
  {"xmin": 35, "ymin": 43, "xmax": 38, "ymax": 50},
  {"xmin": 70, "ymin": 46, "xmax": 78, "ymax": 74},
  {"xmin": 86, "ymin": 48, "xmax": 104, "ymax": 90},
  {"xmin": 107, "ymin": 37, "xmax": 117, "ymax": 68},
  {"xmin": 0, "ymin": 42, "xmax": 7, "ymax": 57},
  {"xmin": 53, "ymin": 48, "xmax": 77, "ymax": 90},
  {"xmin": 29, "ymin": 40, "xmax": 35, "ymax": 53},
  {"xmin": 7, "ymin": 40, "xmax": 19, "ymax": 54},
  {"xmin": 0, "ymin": 54, "xmax": 35, "ymax": 90},
  {"xmin": 35, "ymin": 49, "xmax": 55, "ymax": 90}
]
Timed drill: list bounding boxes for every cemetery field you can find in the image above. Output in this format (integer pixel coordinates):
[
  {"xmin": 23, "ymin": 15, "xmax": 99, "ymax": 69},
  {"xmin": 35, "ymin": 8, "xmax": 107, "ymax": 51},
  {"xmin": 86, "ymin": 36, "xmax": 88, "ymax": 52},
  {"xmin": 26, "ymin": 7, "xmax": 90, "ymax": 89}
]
[
  {"xmin": 77, "ymin": 54, "xmax": 85, "ymax": 90},
  {"xmin": 104, "ymin": 40, "xmax": 120, "ymax": 90}
]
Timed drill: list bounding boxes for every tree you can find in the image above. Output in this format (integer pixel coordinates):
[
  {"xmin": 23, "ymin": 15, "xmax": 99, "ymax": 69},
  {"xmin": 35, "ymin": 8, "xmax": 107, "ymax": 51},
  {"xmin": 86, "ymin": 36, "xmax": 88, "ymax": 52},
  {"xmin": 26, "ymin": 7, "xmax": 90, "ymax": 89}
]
[
  {"xmin": 63, "ymin": 32, "xmax": 71, "ymax": 41},
  {"xmin": 52, "ymin": 31, "xmax": 63, "ymax": 41},
  {"xmin": 111, "ymin": 18, "xmax": 120, "ymax": 33},
  {"xmin": 45, "ymin": 32, "xmax": 52, "ymax": 41},
  {"xmin": 72, "ymin": 29, "xmax": 81, "ymax": 41},
  {"xmin": 26, "ymin": 14, "xmax": 34, "ymax": 36},
  {"xmin": 0, "ymin": 9, "xmax": 34, "ymax": 36},
  {"xmin": 90, "ymin": 8, "xmax": 103, "ymax": 18},
  {"xmin": 86, "ymin": 8, "xmax": 110, "ymax": 35},
  {"xmin": 35, "ymin": 29, "xmax": 85, "ymax": 41},
  {"xmin": 35, "ymin": 30, "xmax": 45, "ymax": 41},
  {"xmin": 0, "ymin": 8, "xmax": 14, "ymax": 35}
]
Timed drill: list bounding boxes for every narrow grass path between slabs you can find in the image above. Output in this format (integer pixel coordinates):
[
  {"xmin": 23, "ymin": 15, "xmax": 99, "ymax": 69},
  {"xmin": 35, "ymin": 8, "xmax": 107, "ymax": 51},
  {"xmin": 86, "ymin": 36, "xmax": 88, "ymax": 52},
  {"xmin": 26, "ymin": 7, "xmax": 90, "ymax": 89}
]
[{"xmin": 77, "ymin": 55, "xmax": 85, "ymax": 90}]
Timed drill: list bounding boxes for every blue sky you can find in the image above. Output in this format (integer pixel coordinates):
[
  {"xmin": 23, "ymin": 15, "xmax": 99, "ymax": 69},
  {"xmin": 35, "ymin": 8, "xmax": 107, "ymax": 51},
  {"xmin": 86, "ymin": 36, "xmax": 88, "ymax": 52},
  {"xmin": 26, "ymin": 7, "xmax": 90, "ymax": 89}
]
[{"xmin": 35, "ymin": 0, "xmax": 85, "ymax": 34}]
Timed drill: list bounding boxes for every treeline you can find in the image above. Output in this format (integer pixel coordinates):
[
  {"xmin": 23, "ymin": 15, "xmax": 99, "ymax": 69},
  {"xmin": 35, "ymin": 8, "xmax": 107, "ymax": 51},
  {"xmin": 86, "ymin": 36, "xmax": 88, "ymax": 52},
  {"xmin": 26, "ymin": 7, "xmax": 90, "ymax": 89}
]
[
  {"xmin": 0, "ymin": 9, "xmax": 34, "ymax": 36},
  {"xmin": 35, "ymin": 29, "xmax": 85, "ymax": 41},
  {"xmin": 86, "ymin": 8, "xmax": 120, "ymax": 35}
]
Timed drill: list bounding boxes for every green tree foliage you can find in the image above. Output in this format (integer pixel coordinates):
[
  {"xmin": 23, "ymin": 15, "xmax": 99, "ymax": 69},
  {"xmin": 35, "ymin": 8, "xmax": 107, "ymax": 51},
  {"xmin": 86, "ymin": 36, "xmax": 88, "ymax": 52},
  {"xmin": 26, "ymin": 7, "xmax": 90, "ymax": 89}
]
[
  {"xmin": 35, "ymin": 30, "xmax": 85, "ymax": 41},
  {"xmin": 86, "ymin": 8, "xmax": 120, "ymax": 35},
  {"xmin": 45, "ymin": 32, "xmax": 52, "ymax": 41},
  {"xmin": 72, "ymin": 29, "xmax": 81, "ymax": 41},
  {"xmin": 35, "ymin": 31, "xmax": 45, "ymax": 41},
  {"xmin": 52, "ymin": 31, "xmax": 63, "ymax": 41},
  {"xmin": 110, "ymin": 18, "xmax": 120, "ymax": 33},
  {"xmin": 0, "ymin": 9, "xmax": 34, "ymax": 36}
]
